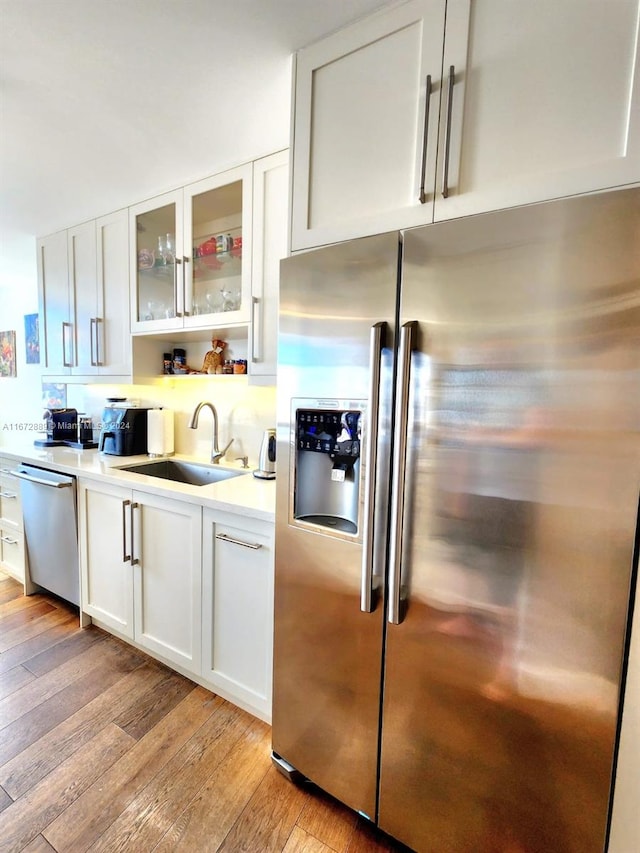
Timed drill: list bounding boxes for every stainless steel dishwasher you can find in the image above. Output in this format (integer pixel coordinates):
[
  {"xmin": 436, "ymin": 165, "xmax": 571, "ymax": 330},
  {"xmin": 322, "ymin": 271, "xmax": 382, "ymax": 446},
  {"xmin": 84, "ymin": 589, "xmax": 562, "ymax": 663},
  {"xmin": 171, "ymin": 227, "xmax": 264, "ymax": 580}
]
[{"xmin": 13, "ymin": 464, "xmax": 80, "ymax": 606}]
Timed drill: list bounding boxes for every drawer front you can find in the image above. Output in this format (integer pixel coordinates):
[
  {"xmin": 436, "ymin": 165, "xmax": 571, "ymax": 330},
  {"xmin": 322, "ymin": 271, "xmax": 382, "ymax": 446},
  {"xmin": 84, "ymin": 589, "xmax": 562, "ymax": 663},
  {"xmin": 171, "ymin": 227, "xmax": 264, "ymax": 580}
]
[
  {"xmin": 0, "ymin": 475, "xmax": 22, "ymax": 526},
  {"xmin": 0, "ymin": 527, "xmax": 25, "ymax": 582}
]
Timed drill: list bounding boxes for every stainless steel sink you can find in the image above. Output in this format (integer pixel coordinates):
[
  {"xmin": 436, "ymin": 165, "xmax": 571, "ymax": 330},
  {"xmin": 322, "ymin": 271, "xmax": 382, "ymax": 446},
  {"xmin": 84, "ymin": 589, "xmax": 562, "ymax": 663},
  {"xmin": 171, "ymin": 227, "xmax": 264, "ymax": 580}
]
[{"xmin": 118, "ymin": 459, "xmax": 245, "ymax": 486}]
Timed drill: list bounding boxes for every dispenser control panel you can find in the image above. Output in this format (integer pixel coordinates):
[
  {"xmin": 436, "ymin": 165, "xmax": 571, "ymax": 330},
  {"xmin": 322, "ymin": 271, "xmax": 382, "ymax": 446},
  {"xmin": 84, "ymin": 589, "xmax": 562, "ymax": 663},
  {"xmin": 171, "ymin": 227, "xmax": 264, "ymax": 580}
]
[
  {"xmin": 294, "ymin": 408, "xmax": 362, "ymax": 536},
  {"xmin": 296, "ymin": 410, "xmax": 361, "ymax": 460}
]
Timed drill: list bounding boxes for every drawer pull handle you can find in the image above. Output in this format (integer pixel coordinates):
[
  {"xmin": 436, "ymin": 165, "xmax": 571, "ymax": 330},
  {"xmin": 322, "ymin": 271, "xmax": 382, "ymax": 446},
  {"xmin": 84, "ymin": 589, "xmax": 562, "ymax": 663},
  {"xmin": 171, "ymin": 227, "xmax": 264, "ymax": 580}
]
[
  {"xmin": 0, "ymin": 491, "xmax": 17, "ymax": 499},
  {"xmin": 215, "ymin": 532, "xmax": 262, "ymax": 550},
  {"xmin": 0, "ymin": 535, "xmax": 18, "ymax": 545}
]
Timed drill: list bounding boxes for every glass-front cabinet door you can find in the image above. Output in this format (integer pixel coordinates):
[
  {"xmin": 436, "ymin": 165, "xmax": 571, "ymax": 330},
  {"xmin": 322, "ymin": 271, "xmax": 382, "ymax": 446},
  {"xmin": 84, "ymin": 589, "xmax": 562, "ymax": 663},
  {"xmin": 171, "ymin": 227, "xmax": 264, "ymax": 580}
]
[
  {"xmin": 184, "ymin": 164, "xmax": 252, "ymax": 328},
  {"xmin": 130, "ymin": 164, "xmax": 252, "ymax": 333},
  {"xmin": 130, "ymin": 190, "xmax": 183, "ymax": 332}
]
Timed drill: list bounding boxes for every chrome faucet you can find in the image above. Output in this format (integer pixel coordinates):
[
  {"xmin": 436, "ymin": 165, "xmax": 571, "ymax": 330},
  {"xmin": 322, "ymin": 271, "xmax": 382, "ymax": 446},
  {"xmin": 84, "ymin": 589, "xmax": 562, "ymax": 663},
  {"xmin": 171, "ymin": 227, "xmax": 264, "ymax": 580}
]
[{"xmin": 188, "ymin": 401, "xmax": 233, "ymax": 464}]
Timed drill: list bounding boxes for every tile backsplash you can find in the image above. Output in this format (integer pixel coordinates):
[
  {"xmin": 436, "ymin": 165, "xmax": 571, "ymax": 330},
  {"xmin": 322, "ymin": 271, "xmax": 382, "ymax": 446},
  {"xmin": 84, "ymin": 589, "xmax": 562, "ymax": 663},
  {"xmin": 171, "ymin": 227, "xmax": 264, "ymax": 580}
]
[{"xmin": 68, "ymin": 378, "xmax": 276, "ymax": 467}]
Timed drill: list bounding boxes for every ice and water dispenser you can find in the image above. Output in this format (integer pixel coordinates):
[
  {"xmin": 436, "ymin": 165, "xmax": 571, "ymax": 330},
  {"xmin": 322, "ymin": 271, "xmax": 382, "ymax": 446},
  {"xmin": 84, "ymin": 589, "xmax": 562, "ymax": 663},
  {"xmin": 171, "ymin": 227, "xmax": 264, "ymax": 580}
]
[{"xmin": 294, "ymin": 408, "xmax": 362, "ymax": 536}]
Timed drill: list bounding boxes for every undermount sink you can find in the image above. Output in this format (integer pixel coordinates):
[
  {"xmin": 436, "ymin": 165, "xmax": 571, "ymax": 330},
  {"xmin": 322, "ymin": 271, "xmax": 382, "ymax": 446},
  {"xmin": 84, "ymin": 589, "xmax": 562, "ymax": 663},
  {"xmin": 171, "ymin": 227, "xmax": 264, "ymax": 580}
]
[{"xmin": 118, "ymin": 459, "xmax": 245, "ymax": 486}]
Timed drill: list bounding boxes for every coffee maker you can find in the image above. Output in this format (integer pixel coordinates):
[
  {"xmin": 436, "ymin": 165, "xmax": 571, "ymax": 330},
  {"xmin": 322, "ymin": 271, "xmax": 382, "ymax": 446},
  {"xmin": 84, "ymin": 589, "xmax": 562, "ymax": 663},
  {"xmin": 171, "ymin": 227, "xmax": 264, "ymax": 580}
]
[
  {"xmin": 34, "ymin": 408, "xmax": 97, "ymax": 449},
  {"xmin": 34, "ymin": 408, "xmax": 79, "ymax": 447}
]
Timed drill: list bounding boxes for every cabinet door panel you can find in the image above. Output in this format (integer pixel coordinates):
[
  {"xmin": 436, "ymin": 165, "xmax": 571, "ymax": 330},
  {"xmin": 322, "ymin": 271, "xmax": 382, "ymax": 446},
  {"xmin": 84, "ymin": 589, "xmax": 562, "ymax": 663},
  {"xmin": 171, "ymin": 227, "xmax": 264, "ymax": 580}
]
[
  {"xmin": 37, "ymin": 231, "xmax": 70, "ymax": 375},
  {"xmin": 291, "ymin": 0, "xmax": 446, "ymax": 250},
  {"xmin": 250, "ymin": 150, "xmax": 289, "ymax": 381},
  {"xmin": 96, "ymin": 209, "xmax": 131, "ymax": 376},
  {"xmin": 69, "ymin": 221, "xmax": 97, "ymax": 374},
  {"xmin": 79, "ymin": 482, "xmax": 133, "ymax": 638},
  {"xmin": 133, "ymin": 493, "xmax": 201, "ymax": 672},
  {"xmin": 202, "ymin": 511, "xmax": 274, "ymax": 721},
  {"xmin": 436, "ymin": 0, "xmax": 640, "ymax": 220},
  {"xmin": 129, "ymin": 190, "xmax": 183, "ymax": 333},
  {"xmin": 183, "ymin": 163, "xmax": 253, "ymax": 327}
]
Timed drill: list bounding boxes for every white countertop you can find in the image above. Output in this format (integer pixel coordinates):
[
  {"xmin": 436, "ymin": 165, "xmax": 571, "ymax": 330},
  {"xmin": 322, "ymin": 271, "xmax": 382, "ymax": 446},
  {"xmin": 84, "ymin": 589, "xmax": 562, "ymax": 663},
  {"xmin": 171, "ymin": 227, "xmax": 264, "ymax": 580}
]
[{"xmin": 0, "ymin": 440, "xmax": 275, "ymax": 522}]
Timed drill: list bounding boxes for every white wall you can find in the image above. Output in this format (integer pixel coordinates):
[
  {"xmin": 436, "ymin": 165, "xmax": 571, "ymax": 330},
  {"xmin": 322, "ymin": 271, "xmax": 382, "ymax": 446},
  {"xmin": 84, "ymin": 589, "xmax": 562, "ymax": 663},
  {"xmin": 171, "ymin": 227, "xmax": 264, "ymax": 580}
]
[{"xmin": 0, "ymin": 231, "xmax": 43, "ymax": 433}]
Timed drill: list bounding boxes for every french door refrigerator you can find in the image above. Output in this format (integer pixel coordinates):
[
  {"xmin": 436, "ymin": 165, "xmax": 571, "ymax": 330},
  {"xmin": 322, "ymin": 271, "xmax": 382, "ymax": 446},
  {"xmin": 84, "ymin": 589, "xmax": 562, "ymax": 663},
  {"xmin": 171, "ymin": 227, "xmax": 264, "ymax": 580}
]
[{"xmin": 273, "ymin": 187, "xmax": 639, "ymax": 853}]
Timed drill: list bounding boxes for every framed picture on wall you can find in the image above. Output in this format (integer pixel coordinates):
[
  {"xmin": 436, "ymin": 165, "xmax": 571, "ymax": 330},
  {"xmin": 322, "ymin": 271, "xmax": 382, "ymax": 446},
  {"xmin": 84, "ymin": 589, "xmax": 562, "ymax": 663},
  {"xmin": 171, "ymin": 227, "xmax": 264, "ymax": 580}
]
[
  {"xmin": 0, "ymin": 330, "xmax": 17, "ymax": 377},
  {"xmin": 42, "ymin": 383, "xmax": 67, "ymax": 408},
  {"xmin": 24, "ymin": 313, "xmax": 40, "ymax": 364}
]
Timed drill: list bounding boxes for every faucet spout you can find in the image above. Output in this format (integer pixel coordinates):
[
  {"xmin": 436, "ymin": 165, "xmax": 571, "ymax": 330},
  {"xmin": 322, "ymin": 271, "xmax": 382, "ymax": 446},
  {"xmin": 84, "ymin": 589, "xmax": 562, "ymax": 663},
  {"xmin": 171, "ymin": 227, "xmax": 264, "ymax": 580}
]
[{"xmin": 188, "ymin": 401, "xmax": 233, "ymax": 464}]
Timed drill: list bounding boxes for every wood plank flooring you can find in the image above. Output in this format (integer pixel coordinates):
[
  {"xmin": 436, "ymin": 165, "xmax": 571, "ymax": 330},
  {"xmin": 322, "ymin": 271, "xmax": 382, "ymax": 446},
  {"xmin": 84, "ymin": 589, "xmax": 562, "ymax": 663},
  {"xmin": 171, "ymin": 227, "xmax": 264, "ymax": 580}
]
[{"xmin": 0, "ymin": 571, "xmax": 408, "ymax": 853}]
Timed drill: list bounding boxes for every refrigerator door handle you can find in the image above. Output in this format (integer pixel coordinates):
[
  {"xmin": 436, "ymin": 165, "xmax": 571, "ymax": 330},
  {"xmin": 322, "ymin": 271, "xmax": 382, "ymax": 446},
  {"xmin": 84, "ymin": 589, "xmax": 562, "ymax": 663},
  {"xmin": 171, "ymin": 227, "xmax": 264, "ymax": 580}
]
[
  {"xmin": 361, "ymin": 321, "xmax": 386, "ymax": 612},
  {"xmin": 388, "ymin": 320, "xmax": 416, "ymax": 625}
]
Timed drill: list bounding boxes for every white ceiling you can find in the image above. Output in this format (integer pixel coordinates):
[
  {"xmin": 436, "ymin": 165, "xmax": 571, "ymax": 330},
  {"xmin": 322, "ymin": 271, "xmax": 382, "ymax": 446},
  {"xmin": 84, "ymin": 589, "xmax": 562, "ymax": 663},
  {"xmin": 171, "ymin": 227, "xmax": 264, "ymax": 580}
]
[{"xmin": 0, "ymin": 0, "xmax": 387, "ymax": 255}]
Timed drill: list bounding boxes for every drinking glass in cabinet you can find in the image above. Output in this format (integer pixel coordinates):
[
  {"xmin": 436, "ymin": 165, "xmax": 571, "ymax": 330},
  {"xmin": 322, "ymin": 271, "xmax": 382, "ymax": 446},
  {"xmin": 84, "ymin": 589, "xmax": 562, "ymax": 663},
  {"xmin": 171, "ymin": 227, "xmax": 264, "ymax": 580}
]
[{"xmin": 135, "ymin": 203, "xmax": 177, "ymax": 324}]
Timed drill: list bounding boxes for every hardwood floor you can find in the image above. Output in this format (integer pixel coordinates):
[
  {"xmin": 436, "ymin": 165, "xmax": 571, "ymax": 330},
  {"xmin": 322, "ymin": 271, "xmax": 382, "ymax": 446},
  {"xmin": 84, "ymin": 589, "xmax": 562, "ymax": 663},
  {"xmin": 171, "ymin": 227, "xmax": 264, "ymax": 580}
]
[{"xmin": 0, "ymin": 571, "xmax": 408, "ymax": 853}]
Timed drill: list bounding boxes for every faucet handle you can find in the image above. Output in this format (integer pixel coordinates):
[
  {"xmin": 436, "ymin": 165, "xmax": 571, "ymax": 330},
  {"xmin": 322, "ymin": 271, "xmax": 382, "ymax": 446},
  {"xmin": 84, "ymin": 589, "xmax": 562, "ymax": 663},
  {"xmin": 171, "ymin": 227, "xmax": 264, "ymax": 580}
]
[{"xmin": 211, "ymin": 437, "xmax": 234, "ymax": 463}]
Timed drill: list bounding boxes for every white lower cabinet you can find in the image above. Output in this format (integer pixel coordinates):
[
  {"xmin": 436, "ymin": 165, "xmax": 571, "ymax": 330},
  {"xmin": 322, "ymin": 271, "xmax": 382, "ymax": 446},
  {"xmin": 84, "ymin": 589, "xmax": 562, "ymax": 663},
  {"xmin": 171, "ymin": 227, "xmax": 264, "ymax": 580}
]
[
  {"xmin": 79, "ymin": 478, "xmax": 274, "ymax": 720},
  {"xmin": 79, "ymin": 481, "xmax": 134, "ymax": 637},
  {"xmin": 132, "ymin": 490, "xmax": 201, "ymax": 672},
  {"xmin": 0, "ymin": 526, "xmax": 25, "ymax": 583},
  {"xmin": 0, "ymin": 458, "xmax": 25, "ymax": 583},
  {"xmin": 79, "ymin": 479, "xmax": 202, "ymax": 674},
  {"xmin": 202, "ymin": 509, "xmax": 274, "ymax": 722}
]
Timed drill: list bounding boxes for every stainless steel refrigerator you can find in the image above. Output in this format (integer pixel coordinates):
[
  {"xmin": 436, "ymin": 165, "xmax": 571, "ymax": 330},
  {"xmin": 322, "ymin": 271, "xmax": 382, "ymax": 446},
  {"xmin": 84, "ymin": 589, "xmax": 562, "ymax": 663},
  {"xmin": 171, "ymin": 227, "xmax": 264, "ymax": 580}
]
[{"xmin": 272, "ymin": 187, "xmax": 639, "ymax": 853}]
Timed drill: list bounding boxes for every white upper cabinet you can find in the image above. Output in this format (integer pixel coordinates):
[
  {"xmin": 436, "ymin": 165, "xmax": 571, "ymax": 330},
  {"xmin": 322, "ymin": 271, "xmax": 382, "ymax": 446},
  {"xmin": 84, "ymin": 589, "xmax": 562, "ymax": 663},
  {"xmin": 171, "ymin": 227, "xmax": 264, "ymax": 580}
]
[
  {"xmin": 38, "ymin": 210, "xmax": 131, "ymax": 379},
  {"xmin": 435, "ymin": 0, "xmax": 640, "ymax": 221},
  {"xmin": 290, "ymin": 0, "xmax": 640, "ymax": 250},
  {"xmin": 249, "ymin": 149, "xmax": 289, "ymax": 382},
  {"xmin": 38, "ymin": 230, "xmax": 72, "ymax": 375},
  {"xmin": 68, "ymin": 221, "xmax": 98, "ymax": 374},
  {"xmin": 291, "ymin": 0, "xmax": 445, "ymax": 250},
  {"xmin": 129, "ymin": 163, "xmax": 253, "ymax": 334},
  {"xmin": 95, "ymin": 210, "xmax": 131, "ymax": 376}
]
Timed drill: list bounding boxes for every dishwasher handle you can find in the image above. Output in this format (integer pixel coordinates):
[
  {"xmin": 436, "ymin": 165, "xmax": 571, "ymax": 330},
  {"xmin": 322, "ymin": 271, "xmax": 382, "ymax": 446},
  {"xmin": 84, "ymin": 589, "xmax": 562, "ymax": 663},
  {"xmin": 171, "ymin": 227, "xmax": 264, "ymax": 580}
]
[{"xmin": 12, "ymin": 469, "xmax": 74, "ymax": 488}]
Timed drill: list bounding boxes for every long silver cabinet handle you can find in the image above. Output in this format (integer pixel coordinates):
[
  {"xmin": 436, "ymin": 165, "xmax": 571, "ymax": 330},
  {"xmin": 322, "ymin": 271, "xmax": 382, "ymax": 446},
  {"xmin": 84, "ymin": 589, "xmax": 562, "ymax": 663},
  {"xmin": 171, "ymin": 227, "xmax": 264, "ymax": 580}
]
[
  {"xmin": 182, "ymin": 256, "xmax": 189, "ymax": 316},
  {"xmin": 0, "ymin": 490, "xmax": 17, "ymax": 499},
  {"xmin": 251, "ymin": 296, "xmax": 261, "ymax": 363},
  {"xmin": 0, "ymin": 535, "xmax": 18, "ymax": 545},
  {"xmin": 122, "ymin": 499, "xmax": 131, "ymax": 563},
  {"xmin": 131, "ymin": 502, "xmax": 140, "ymax": 565},
  {"xmin": 387, "ymin": 321, "xmax": 416, "ymax": 625},
  {"xmin": 418, "ymin": 74, "xmax": 433, "ymax": 204},
  {"xmin": 215, "ymin": 532, "xmax": 263, "ymax": 550},
  {"xmin": 361, "ymin": 322, "xmax": 386, "ymax": 613},
  {"xmin": 95, "ymin": 317, "xmax": 103, "ymax": 366},
  {"xmin": 62, "ymin": 321, "xmax": 74, "ymax": 367},
  {"xmin": 90, "ymin": 318, "xmax": 97, "ymax": 366},
  {"xmin": 12, "ymin": 471, "xmax": 72, "ymax": 488},
  {"xmin": 174, "ymin": 258, "xmax": 182, "ymax": 318},
  {"xmin": 441, "ymin": 65, "xmax": 455, "ymax": 199}
]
